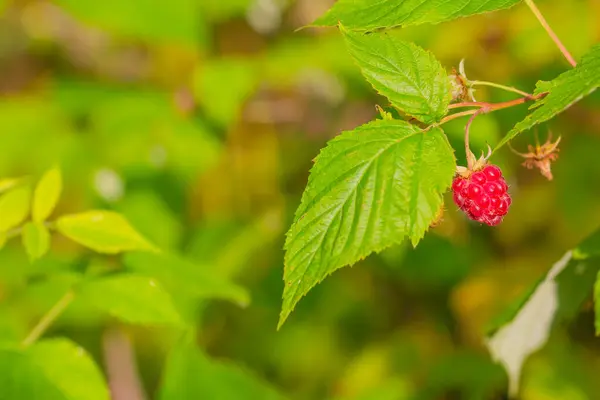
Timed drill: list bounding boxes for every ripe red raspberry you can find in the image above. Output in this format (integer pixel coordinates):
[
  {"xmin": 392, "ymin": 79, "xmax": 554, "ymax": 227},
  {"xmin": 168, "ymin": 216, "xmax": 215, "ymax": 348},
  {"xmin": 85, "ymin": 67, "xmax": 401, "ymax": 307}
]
[{"xmin": 451, "ymin": 164, "xmax": 511, "ymax": 226}]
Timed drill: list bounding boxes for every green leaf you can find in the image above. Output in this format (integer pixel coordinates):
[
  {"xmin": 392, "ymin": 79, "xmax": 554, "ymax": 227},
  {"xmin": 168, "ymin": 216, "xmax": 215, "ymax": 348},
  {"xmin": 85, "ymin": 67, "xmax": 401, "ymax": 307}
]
[
  {"xmin": 0, "ymin": 338, "xmax": 109, "ymax": 400},
  {"xmin": 22, "ymin": 222, "xmax": 51, "ymax": 262},
  {"xmin": 0, "ymin": 347, "xmax": 66, "ymax": 400},
  {"xmin": 487, "ymin": 226, "xmax": 600, "ymax": 396},
  {"xmin": 33, "ymin": 167, "xmax": 62, "ymax": 222},
  {"xmin": 341, "ymin": 27, "xmax": 451, "ymax": 123},
  {"xmin": 280, "ymin": 119, "xmax": 455, "ymax": 328},
  {"xmin": 0, "ymin": 177, "xmax": 26, "ymax": 194},
  {"xmin": 56, "ymin": 211, "xmax": 155, "ymax": 254},
  {"xmin": 0, "ymin": 185, "xmax": 31, "ymax": 233},
  {"xmin": 313, "ymin": 0, "xmax": 521, "ymax": 31},
  {"xmin": 78, "ymin": 273, "xmax": 182, "ymax": 326},
  {"xmin": 496, "ymin": 44, "xmax": 600, "ymax": 150},
  {"xmin": 124, "ymin": 251, "xmax": 250, "ymax": 307},
  {"xmin": 54, "ymin": 0, "xmax": 202, "ymax": 44},
  {"xmin": 26, "ymin": 338, "xmax": 110, "ymax": 400},
  {"xmin": 159, "ymin": 336, "xmax": 285, "ymax": 400}
]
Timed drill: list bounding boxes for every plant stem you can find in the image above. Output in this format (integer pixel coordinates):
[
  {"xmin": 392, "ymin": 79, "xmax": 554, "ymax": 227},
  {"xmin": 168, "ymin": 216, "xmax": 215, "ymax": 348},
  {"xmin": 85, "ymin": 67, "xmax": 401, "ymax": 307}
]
[
  {"xmin": 441, "ymin": 92, "xmax": 547, "ymax": 125},
  {"xmin": 524, "ymin": 0, "xmax": 577, "ymax": 67},
  {"xmin": 470, "ymin": 80, "xmax": 532, "ymax": 98},
  {"xmin": 464, "ymin": 109, "xmax": 484, "ymax": 169},
  {"xmin": 21, "ymin": 290, "xmax": 75, "ymax": 347}
]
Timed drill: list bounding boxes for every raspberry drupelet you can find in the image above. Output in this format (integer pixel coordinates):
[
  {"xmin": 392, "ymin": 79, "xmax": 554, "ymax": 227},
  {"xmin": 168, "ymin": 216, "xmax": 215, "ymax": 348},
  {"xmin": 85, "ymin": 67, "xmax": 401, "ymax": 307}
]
[{"xmin": 451, "ymin": 165, "xmax": 511, "ymax": 226}]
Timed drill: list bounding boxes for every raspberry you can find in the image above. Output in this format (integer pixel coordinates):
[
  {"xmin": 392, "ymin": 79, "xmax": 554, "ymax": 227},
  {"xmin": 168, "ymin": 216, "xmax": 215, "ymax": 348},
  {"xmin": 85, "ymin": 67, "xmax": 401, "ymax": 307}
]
[{"xmin": 451, "ymin": 164, "xmax": 511, "ymax": 226}]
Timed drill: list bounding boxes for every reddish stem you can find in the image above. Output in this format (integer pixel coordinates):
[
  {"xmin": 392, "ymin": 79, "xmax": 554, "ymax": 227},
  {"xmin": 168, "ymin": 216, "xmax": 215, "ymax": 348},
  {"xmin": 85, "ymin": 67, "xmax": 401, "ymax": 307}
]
[{"xmin": 441, "ymin": 92, "xmax": 547, "ymax": 125}]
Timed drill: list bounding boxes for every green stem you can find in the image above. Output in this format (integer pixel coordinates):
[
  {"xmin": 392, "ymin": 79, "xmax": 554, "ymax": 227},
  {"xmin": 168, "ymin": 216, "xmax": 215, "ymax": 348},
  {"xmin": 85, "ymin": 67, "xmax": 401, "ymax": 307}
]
[
  {"xmin": 470, "ymin": 80, "xmax": 532, "ymax": 98},
  {"xmin": 524, "ymin": 0, "xmax": 577, "ymax": 67},
  {"xmin": 21, "ymin": 290, "xmax": 75, "ymax": 347}
]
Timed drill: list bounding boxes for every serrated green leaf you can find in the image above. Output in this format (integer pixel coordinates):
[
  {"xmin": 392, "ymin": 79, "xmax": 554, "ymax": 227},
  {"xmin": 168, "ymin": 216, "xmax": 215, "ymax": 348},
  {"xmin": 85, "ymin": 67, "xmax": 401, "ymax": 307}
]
[
  {"xmin": 33, "ymin": 167, "xmax": 62, "ymax": 222},
  {"xmin": 0, "ymin": 185, "xmax": 31, "ymax": 233},
  {"xmin": 22, "ymin": 222, "xmax": 51, "ymax": 262},
  {"xmin": 496, "ymin": 44, "xmax": 600, "ymax": 150},
  {"xmin": 56, "ymin": 211, "xmax": 155, "ymax": 254},
  {"xmin": 159, "ymin": 336, "xmax": 285, "ymax": 400},
  {"xmin": 313, "ymin": 0, "xmax": 521, "ymax": 31},
  {"xmin": 78, "ymin": 273, "xmax": 182, "ymax": 326},
  {"xmin": 26, "ymin": 338, "xmax": 110, "ymax": 400},
  {"xmin": 341, "ymin": 27, "xmax": 451, "ymax": 123},
  {"xmin": 279, "ymin": 120, "xmax": 455, "ymax": 328},
  {"xmin": 0, "ymin": 338, "xmax": 109, "ymax": 400}
]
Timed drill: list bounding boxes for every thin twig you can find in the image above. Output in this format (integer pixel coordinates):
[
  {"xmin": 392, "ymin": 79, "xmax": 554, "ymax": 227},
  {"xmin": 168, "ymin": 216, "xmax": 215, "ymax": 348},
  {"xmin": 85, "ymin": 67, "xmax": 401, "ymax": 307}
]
[
  {"xmin": 524, "ymin": 0, "xmax": 577, "ymax": 67},
  {"xmin": 21, "ymin": 290, "xmax": 75, "ymax": 347},
  {"xmin": 441, "ymin": 92, "xmax": 547, "ymax": 125},
  {"xmin": 470, "ymin": 80, "xmax": 533, "ymax": 98}
]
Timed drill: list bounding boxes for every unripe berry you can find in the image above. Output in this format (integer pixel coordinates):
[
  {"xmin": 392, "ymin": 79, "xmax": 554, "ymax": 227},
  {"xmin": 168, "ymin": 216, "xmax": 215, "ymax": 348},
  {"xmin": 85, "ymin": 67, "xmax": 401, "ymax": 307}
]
[{"xmin": 451, "ymin": 164, "xmax": 511, "ymax": 226}]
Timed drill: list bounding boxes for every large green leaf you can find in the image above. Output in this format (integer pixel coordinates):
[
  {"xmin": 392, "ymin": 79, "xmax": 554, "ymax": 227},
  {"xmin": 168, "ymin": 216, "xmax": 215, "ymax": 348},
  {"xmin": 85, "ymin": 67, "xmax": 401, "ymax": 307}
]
[
  {"xmin": 78, "ymin": 273, "xmax": 182, "ymax": 326},
  {"xmin": 279, "ymin": 120, "xmax": 455, "ymax": 328},
  {"xmin": 313, "ymin": 0, "xmax": 521, "ymax": 31},
  {"xmin": 342, "ymin": 27, "xmax": 451, "ymax": 124},
  {"xmin": 33, "ymin": 167, "xmax": 62, "ymax": 222},
  {"xmin": 496, "ymin": 44, "xmax": 600, "ymax": 150},
  {"xmin": 124, "ymin": 251, "xmax": 250, "ymax": 307},
  {"xmin": 54, "ymin": 0, "xmax": 202, "ymax": 44},
  {"xmin": 486, "ymin": 227, "xmax": 600, "ymax": 397},
  {"xmin": 56, "ymin": 211, "xmax": 155, "ymax": 254},
  {"xmin": 0, "ymin": 339, "xmax": 109, "ymax": 400},
  {"xmin": 0, "ymin": 185, "xmax": 31, "ymax": 233},
  {"xmin": 159, "ymin": 337, "xmax": 284, "ymax": 400}
]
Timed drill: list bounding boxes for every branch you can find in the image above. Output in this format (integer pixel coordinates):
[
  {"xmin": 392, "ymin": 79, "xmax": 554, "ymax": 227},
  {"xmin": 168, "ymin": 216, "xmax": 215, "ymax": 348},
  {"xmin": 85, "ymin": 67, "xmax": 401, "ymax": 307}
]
[{"xmin": 21, "ymin": 290, "xmax": 75, "ymax": 347}]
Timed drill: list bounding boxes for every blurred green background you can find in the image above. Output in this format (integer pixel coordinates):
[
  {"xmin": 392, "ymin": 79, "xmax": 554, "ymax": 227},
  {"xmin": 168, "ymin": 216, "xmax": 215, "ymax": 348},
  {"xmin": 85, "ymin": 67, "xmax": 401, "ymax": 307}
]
[{"xmin": 1, "ymin": 0, "xmax": 600, "ymax": 399}]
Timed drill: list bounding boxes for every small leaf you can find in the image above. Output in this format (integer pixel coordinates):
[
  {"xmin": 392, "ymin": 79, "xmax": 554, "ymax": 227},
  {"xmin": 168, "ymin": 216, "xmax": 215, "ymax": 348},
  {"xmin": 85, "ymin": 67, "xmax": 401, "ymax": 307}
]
[
  {"xmin": 313, "ymin": 0, "xmax": 521, "ymax": 31},
  {"xmin": 56, "ymin": 211, "xmax": 155, "ymax": 254},
  {"xmin": 193, "ymin": 59, "xmax": 258, "ymax": 128},
  {"xmin": 0, "ymin": 185, "xmax": 31, "ymax": 232},
  {"xmin": 160, "ymin": 336, "xmax": 284, "ymax": 400},
  {"xmin": 33, "ymin": 166, "xmax": 62, "ymax": 222},
  {"xmin": 497, "ymin": 44, "xmax": 600, "ymax": 150},
  {"xmin": 27, "ymin": 338, "xmax": 110, "ymax": 400},
  {"xmin": 124, "ymin": 251, "xmax": 250, "ymax": 307},
  {"xmin": 280, "ymin": 120, "xmax": 455, "ymax": 328},
  {"xmin": 78, "ymin": 273, "xmax": 182, "ymax": 325},
  {"xmin": 341, "ymin": 27, "xmax": 451, "ymax": 123},
  {"xmin": 22, "ymin": 222, "xmax": 51, "ymax": 262},
  {"xmin": 0, "ymin": 177, "xmax": 25, "ymax": 194}
]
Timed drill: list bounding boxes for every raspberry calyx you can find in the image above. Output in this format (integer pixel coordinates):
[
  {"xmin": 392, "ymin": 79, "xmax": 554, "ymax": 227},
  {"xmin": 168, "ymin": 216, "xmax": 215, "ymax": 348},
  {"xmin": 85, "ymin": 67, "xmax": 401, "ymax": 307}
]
[{"xmin": 451, "ymin": 164, "xmax": 511, "ymax": 226}]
